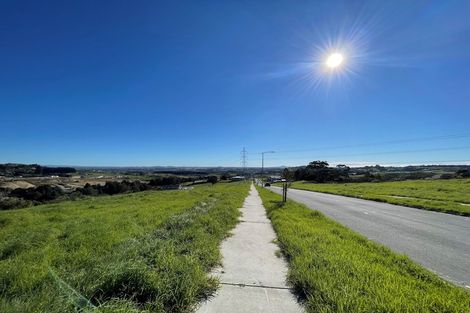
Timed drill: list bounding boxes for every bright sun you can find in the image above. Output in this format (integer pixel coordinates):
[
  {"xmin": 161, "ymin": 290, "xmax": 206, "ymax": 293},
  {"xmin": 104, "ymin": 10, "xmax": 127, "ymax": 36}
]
[{"xmin": 326, "ymin": 52, "xmax": 344, "ymax": 68}]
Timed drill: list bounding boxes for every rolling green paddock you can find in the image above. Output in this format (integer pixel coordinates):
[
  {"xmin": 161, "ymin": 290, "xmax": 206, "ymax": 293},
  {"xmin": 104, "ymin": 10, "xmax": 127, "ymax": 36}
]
[
  {"xmin": 0, "ymin": 182, "xmax": 249, "ymax": 313},
  {"xmin": 256, "ymin": 186, "xmax": 470, "ymax": 313},
  {"xmin": 285, "ymin": 178, "xmax": 470, "ymax": 215}
]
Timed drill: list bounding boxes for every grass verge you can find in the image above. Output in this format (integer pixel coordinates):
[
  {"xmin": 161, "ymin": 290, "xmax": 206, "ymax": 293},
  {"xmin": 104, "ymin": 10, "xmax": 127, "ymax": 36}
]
[
  {"xmin": 256, "ymin": 186, "xmax": 470, "ymax": 312},
  {"xmin": 285, "ymin": 179, "xmax": 470, "ymax": 216},
  {"xmin": 0, "ymin": 182, "xmax": 249, "ymax": 313}
]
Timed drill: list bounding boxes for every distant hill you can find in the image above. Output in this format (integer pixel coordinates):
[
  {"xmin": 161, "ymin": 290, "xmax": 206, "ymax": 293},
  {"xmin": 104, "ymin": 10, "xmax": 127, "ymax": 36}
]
[{"xmin": 0, "ymin": 164, "xmax": 76, "ymax": 177}]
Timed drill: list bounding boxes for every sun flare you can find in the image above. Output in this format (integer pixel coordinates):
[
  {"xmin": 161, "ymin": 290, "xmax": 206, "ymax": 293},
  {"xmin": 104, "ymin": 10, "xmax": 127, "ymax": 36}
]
[{"xmin": 326, "ymin": 52, "xmax": 344, "ymax": 68}]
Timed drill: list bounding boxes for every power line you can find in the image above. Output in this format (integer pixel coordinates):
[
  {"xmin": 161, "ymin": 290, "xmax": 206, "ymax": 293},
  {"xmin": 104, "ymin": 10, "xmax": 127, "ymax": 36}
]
[
  {"xmin": 248, "ymin": 133, "xmax": 470, "ymax": 155},
  {"xmin": 331, "ymin": 159, "xmax": 470, "ymax": 166},
  {"xmin": 263, "ymin": 145, "xmax": 470, "ymax": 161}
]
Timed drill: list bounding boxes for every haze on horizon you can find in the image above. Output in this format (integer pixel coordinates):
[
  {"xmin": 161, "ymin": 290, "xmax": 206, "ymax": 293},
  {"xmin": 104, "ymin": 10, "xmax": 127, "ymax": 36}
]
[{"xmin": 1, "ymin": 1, "xmax": 470, "ymax": 167}]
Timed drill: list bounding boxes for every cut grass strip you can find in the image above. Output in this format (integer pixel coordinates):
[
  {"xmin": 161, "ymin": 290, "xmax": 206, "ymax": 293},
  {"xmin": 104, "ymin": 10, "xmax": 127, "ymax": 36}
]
[
  {"xmin": 0, "ymin": 182, "xmax": 249, "ymax": 312},
  {"xmin": 285, "ymin": 179, "xmax": 470, "ymax": 216},
  {"xmin": 256, "ymin": 186, "xmax": 470, "ymax": 312}
]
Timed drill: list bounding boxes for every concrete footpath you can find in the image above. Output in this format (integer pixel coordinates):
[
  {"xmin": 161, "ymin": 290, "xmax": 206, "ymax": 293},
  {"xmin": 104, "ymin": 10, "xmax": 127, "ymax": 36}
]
[{"xmin": 197, "ymin": 184, "xmax": 302, "ymax": 313}]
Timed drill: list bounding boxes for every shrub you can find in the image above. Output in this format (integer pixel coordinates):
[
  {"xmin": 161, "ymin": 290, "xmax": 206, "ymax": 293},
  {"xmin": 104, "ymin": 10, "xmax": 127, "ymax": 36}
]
[{"xmin": 207, "ymin": 176, "xmax": 218, "ymax": 184}]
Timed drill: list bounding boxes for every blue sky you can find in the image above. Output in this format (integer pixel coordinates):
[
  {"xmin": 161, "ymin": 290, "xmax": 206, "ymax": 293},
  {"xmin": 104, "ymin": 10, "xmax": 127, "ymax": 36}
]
[{"xmin": 1, "ymin": 0, "xmax": 470, "ymax": 167}]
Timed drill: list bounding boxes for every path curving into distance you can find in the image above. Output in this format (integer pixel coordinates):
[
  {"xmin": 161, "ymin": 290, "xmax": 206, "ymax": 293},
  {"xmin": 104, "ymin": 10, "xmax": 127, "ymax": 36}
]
[{"xmin": 197, "ymin": 184, "xmax": 303, "ymax": 313}]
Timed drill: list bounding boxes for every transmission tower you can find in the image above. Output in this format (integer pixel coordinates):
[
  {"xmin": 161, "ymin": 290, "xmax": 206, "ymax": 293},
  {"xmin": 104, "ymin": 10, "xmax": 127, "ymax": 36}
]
[{"xmin": 240, "ymin": 147, "xmax": 247, "ymax": 174}]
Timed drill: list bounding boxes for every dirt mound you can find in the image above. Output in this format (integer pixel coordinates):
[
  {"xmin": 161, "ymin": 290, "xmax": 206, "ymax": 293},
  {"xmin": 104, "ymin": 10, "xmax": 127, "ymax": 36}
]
[{"xmin": 0, "ymin": 181, "xmax": 36, "ymax": 190}]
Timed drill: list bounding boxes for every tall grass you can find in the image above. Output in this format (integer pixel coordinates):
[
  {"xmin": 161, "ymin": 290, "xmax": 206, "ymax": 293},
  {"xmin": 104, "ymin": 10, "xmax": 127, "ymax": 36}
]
[
  {"xmin": 256, "ymin": 186, "xmax": 470, "ymax": 312},
  {"xmin": 287, "ymin": 178, "xmax": 470, "ymax": 215},
  {"xmin": 0, "ymin": 182, "xmax": 249, "ymax": 312}
]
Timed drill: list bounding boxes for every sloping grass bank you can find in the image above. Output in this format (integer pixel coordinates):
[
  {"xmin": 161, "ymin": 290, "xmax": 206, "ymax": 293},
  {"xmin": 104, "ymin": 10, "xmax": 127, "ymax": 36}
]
[
  {"xmin": 286, "ymin": 179, "xmax": 470, "ymax": 216},
  {"xmin": 0, "ymin": 182, "xmax": 249, "ymax": 313},
  {"xmin": 256, "ymin": 186, "xmax": 470, "ymax": 312}
]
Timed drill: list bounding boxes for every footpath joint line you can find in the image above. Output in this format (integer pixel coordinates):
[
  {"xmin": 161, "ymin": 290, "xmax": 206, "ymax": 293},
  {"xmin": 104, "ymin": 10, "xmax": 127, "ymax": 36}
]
[
  {"xmin": 239, "ymin": 220, "xmax": 271, "ymax": 224},
  {"xmin": 220, "ymin": 282, "xmax": 292, "ymax": 290}
]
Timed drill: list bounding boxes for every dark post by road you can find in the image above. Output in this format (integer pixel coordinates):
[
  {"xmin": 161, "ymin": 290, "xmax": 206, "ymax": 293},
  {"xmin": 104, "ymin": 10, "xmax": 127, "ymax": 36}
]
[{"xmin": 282, "ymin": 180, "xmax": 288, "ymax": 203}]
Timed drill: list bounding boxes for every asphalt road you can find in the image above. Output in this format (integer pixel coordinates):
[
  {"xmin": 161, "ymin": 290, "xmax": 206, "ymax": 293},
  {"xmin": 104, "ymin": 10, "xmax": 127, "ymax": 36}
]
[{"xmin": 268, "ymin": 186, "xmax": 470, "ymax": 288}]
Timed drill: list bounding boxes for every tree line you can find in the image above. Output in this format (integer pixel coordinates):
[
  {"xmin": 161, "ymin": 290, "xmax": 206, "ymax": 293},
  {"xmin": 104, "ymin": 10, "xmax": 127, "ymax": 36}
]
[
  {"xmin": 0, "ymin": 163, "xmax": 76, "ymax": 177},
  {"xmin": 287, "ymin": 161, "xmax": 350, "ymax": 183},
  {"xmin": 0, "ymin": 175, "xmax": 220, "ymax": 211},
  {"xmin": 283, "ymin": 161, "xmax": 470, "ymax": 183}
]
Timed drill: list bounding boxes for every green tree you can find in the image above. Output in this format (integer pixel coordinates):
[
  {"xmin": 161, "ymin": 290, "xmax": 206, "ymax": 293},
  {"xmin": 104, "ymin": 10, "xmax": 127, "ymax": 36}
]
[
  {"xmin": 282, "ymin": 168, "xmax": 293, "ymax": 181},
  {"xmin": 307, "ymin": 160, "xmax": 329, "ymax": 169},
  {"xmin": 207, "ymin": 175, "xmax": 218, "ymax": 184}
]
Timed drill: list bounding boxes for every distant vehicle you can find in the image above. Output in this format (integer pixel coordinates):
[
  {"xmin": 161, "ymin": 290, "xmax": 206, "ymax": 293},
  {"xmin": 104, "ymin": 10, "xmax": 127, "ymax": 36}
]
[
  {"xmin": 264, "ymin": 182, "xmax": 271, "ymax": 187},
  {"xmin": 268, "ymin": 175, "xmax": 282, "ymax": 183}
]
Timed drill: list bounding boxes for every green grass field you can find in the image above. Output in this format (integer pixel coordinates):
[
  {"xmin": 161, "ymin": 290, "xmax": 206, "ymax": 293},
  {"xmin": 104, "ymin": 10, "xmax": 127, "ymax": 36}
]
[
  {"xmin": 285, "ymin": 178, "xmax": 470, "ymax": 215},
  {"xmin": 256, "ymin": 186, "xmax": 470, "ymax": 312},
  {"xmin": 0, "ymin": 182, "xmax": 249, "ymax": 313}
]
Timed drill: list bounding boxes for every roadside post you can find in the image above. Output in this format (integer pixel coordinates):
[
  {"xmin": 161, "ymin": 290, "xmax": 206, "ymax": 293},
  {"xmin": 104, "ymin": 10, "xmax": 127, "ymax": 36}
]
[{"xmin": 282, "ymin": 179, "xmax": 287, "ymax": 203}]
